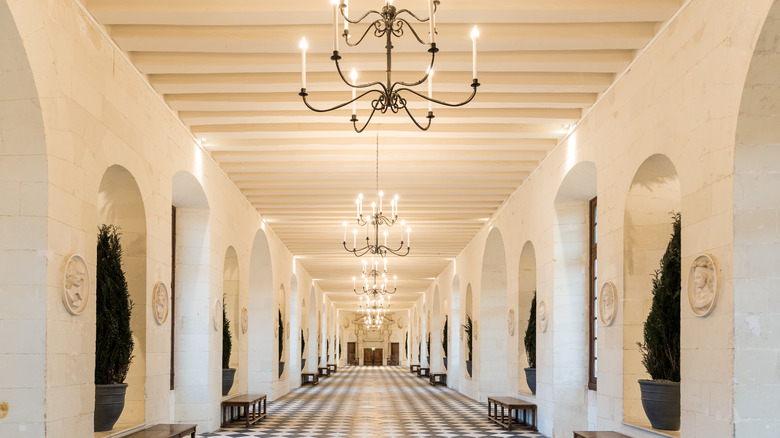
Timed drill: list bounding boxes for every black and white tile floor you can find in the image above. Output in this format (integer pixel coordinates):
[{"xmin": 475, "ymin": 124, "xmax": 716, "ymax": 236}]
[{"xmin": 200, "ymin": 366, "xmax": 545, "ymax": 438}]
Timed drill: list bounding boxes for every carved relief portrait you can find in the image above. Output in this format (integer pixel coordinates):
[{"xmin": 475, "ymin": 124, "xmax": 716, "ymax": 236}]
[
  {"xmin": 507, "ymin": 308, "xmax": 516, "ymax": 336},
  {"xmin": 241, "ymin": 307, "xmax": 248, "ymax": 334},
  {"xmin": 688, "ymin": 254, "xmax": 718, "ymax": 317},
  {"xmin": 213, "ymin": 299, "xmax": 222, "ymax": 331},
  {"xmin": 153, "ymin": 281, "xmax": 169, "ymax": 325},
  {"xmin": 62, "ymin": 254, "xmax": 89, "ymax": 315},
  {"xmin": 599, "ymin": 281, "xmax": 617, "ymax": 326},
  {"xmin": 538, "ymin": 300, "xmax": 549, "ymax": 333}
]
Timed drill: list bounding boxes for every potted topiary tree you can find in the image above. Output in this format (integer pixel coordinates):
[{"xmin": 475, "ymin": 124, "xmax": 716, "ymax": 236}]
[
  {"xmin": 637, "ymin": 213, "xmax": 681, "ymax": 430},
  {"xmin": 417, "ymin": 341, "xmax": 421, "ymax": 363},
  {"xmin": 94, "ymin": 225, "xmax": 135, "ymax": 432},
  {"xmin": 222, "ymin": 298, "xmax": 236, "ymax": 396},
  {"xmin": 326, "ymin": 338, "xmax": 330, "ymax": 363},
  {"xmin": 426, "ymin": 332, "xmax": 431, "ymax": 365},
  {"xmin": 404, "ymin": 333, "xmax": 408, "ymax": 364},
  {"xmin": 278, "ymin": 309, "xmax": 285, "ymax": 378},
  {"xmin": 301, "ymin": 329, "xmax": 306, "ymax": 371},
  {"xmin": 523, "ymin": 292, "xmax": 537, "ymax": 394},
  {"xmin": 463, "ymin": 315, "xmax": 473, "ymax": 377},
  {"xmin": 442, "ymin": 315, "xmax": 448, "ymax": 370}
]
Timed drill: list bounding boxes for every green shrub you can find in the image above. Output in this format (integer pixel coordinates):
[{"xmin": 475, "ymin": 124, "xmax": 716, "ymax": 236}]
[
  {"xmin": 524, "ymin": 292, "xmax": 536, "ymax": 368},
  {"xmin": 301, "ymin": 329, "xmax": 306, "ymax": 358},
  {"xmin": 463, "ymin": 315, "xmax": 473, "ymax": 362},
  {"xmin": 442, "ymin": 315, "xmax": 448, "ymax": 358},
  {"xmin": 222, "ymin": 298, "xmax": 232, "ymax": 369},
  {"xmin": 278, "ymin": 309, "xmax": 284, "ymax": 361}
]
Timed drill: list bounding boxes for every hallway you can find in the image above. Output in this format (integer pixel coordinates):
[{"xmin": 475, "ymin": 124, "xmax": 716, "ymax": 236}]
[{"xmin": 202, "ymin": 366, "xmax": 543, "ymax": 438}]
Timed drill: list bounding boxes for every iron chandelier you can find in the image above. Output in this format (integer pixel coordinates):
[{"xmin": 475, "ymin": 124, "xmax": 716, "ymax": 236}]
[
  {"xmin": 353, "ymin": 257, "xmax": 397, "ymax": 296},
  {"xmin": 298, "ymin": 0, "xmax": 480, "ymax": 132}
]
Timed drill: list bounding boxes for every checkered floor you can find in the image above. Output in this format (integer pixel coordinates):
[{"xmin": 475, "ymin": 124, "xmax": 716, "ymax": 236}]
[{"xmin": 200, "ymin": 366, "xmax": 544, "ymax": 438}]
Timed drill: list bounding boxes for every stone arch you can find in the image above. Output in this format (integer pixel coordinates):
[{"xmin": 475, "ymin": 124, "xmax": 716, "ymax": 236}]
[
  {"xmin": 450, "ymin": 274, "xmax": 461, "ymax": 389},
  {"xmin": 551, "ymin": 161, "xmax": 597, "ymax": 436},
  {"xmin": 222, "ymin": 246, "xmax": 240, "ymax": 396},
  {"xmin": 479, "ymin": 227, "xmax": 508, "ymax": 401},
  {"xmin": 517, "ymin": 241, "xmax": 537, "ymax": 394},
  {"xmin": 431, "ymin": 286, "xmax": 442, "ymax": 370},
  {"xmin": 622, "ymin": 154, "xmax": 681, "ymax": 426},
  {"xmin": 0, "ymin": 3, "xmax": 48, "ymax": 433},
  {"xmin": 288, "ymin": 274, "xmax": 299, "ymax": 384},
  {"xmin": 300, "ymin": 296, "xmax": 307, "ymax": 371},
  {"xmin": 171, "ymin": 171, "xmax": 212, "ymax": 426},
  {"xmin": 464, "ymin": 283, "xmax": 474, "ymax": 380},
  {"xmin": 97, "ymin": 164, "xmax": 148, "ymax": 428},
  {"xmin": 277, "ymin": 284, "xmax": 287, "ymax": 380},
  {"xmin": 248, "ymin": 229, "xmax": 273, "ymax": 395},
  {"xmin": 308, "ymin": 286, "xmax": 318, "ymax": 369}
]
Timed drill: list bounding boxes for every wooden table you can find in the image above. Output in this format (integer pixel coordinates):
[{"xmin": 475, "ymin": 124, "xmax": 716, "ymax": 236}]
[
  {"xmin": 301, "ymin": 372, "xmax": 319, "ymax": 386},
  {"xmin": 221, "ymin": 394, "xmax": 267, "ymax": 428},
  {"xmin": 410, "ymin": 364, "xmax": 420, "ymax": 373},
  {"xmin": 487, "ymin": 396, "xmax": 537, "ymax": 431},
  {"xmin": 429, "ymin": 372, "xmax": 447, "ymax": 386},
  {"xmin": 417, "ymin": 367, "xmax": 430, "ymax": 378},
  {"xmin": 318, "ymin": 366, "xmax": 330, "ymax": 377},
  {"xmin": 573, "ymin": 432, "xmax": 631, "ymax": 438},
  {"xmin": 327, "ymin": 363, "xmax": 337, "ymax": 373},
  {"xmin": 125, "ymin": 424, "xmax": 196, "ymax": 438}
]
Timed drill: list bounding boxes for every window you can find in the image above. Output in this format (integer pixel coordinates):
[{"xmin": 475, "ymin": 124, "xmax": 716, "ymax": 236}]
[
  {"xmin": 170, "ymin": 206, "xmax": 176, "ymax": 390},
  {"xmin": 588, "ymin": 197, "xmax": 598, "ymax": 390}
]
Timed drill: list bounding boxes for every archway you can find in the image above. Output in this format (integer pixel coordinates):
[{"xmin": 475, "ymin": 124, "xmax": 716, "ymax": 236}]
[
  {"xmin": 308, "ymin": 287, "xmax": 318, "ymax": 369},
  {"xmin": 450, "ymin": 274, "xmax": 461, "ymax": 389},
  {"xmin": 288, "ymin": 274, "xmax": 299, "ymax": 386},
  {"xmin": 171, "ymin": 171, "xmax": 211, "ymax": 426},
  {"xmin": 479, "ymin": 227, "xmax": 508, "ymax": 401},
  {"xmin": 733, "ymin": 4, "xmax": 780, "ymax": 432},
  {"xmin": 98, "ymin": 165, "xmax": 147, "ymax": 428},
  {"xmin": 300, "ymin": 298, "xmax": 307, "ymax": 372},
  {"xmin": 248, "ymin": 229, "xmax": 273, "ymax": 395},
  {"xmin": 622, "ymin": 154, "xmax": 680, "ymax": 426},
  {"xmin": 277, "ymin": 284, "xmax": 287, "ymax": 381},
  {"xmin": 222, "ymin": 246, "xmax": 240, "ymax": 396},
  {"xmin": 517, "ymin": 241, "xmax": 537, "ymax": 394},
  {"xmin": 464, "ymin": 283, "xmax": 474, "ymax": 380}
]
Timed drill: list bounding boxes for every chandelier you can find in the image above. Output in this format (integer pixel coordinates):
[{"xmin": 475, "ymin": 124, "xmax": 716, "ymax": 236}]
[
  {"xmin": 353, "ymin": 257, "xmax": 397, "ymax": 296},
  {"xmin": 342, "ymin": 136, "xmax": 410, "ymax": 257},
  {"xmin": 357, "ymin": 293, "xmax": 391, "ymax": 330},
  {"xmin": 298, "ymin": 0, "xmax": 480, "ymax": 132}
]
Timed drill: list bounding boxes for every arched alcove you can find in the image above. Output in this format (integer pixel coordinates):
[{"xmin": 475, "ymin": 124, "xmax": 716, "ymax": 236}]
[
  {"xmin": 465, "ymin": 283, "xmax": 474, "ymax": 380},
  {"xmin": 98, "ymin": 165, "xmax": 147, "ymax": 428},
  {"xmin": 247, "ymin": 229, "xmax": 273, "ymax": 395},
  {"xmin": 450, "ymin": 274, "xmax": 461, "ymax": 389},
  {"xmin": 277, "ymin": 284, "xmax": 287, "ymax": 380},
  {"xmin": 222, "ymin": 246, "xmax": 240, "ymax": 396},
  {"xmin": 622, "ymin": 154, "xmax": 680, "ymax": 426},
  {"xmin": 442, "ymin": 297, "xmax": 448, "ymax": 371},
  {"xmin": 288, "ymin": 274, "xmax": 299, "ymax": 385},
  {"xmin": 517, "ymin": 241, "xmax": 537, "ymax": 394},
  {"xmin": 733, "ymin": 3, "xmax": 780, "ymax": 433},
  {"xmin": 300, "ymin": 298, "xmax": 307, "ymax": 372},
  {"xmin": 551, "ymin": 161, "xmax": 597, "ymax": 436},
  {"xmin": 432, "ymin": 286, "xmax": 441, "ymax": 369},
  {"xmin": 480, "ymin": 227, "xmax": 508, "ymax": 401},
  {"xmin": 171, "ymin": 171, "xmax": 211, "ymax": 426},
  {"xmin": 308, "ymin": 287, "xmax": 318, "ymax": 370}
]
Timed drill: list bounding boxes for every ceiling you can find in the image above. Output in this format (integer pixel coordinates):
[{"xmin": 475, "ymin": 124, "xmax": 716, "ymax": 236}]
[{"xmin": 84, "ymin": 0, "xmax": 684, "ymax": 310}]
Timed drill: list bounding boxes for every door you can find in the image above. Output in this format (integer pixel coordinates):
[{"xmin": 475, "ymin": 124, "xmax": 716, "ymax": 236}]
[
  {"xmin": 374, "ymin": 348, "xmax": 383, "ymax": 366},
  {"xmin": 389, "ymin": 343, "xmax": 399, "ymax": 365},
  {"xmin": 363, "ymin": 348, "xmax": 373, "ymax": 366},
  {"xmin": 348, "ymin": 342, "xmax": 357, "ymax": 365}
]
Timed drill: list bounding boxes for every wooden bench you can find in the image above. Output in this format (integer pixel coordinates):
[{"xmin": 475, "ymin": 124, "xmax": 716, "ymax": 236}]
[
  {"xmin": 221, "ymin": 393, "xmax": 267, "ymax": 428},
  {"xmin": 125, "ymin": 424, "xmax": 196, "ymax": 438},
  {"xmin": 487, "ymin": 396, "xmax": 537, "ymax": 431},
  {"xmin": 318, "ymin": 366, "xmax": 330, "ymax": 377},
  {"xmin": 417, "ymin": 367, "xmax": 430, "ymax": 378},
  {"xmin": 327, "ymin": 363, "xmax": 337, "ymax": 373},
  {"xmin": 429, "ymin": 372, "xmax": 447, "ymax": 386},
  {"xmin": 301, "ymin": 372, "xmax": 319, "ymax": 386},
  {"xmin": 410, "ymin": 364, "xmax": 420, "ymax": 373},
  {"xmin": 573, "ymin": 432, "xmax": 631, "ymax": 438}
]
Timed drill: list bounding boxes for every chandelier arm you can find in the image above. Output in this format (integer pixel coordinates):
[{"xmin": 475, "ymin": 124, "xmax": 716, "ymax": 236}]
[
  {"xmin": 394, "ymin": 17, "xmax": 427, "ymax": 44},
  {"xmin": 394, "ymin": 46, "xmax": 437, "ymax": 87},
  {"xmin": 340, "ymin": 6, "xmax": 381, "ymax": 25},
  {"xmin": 352, "ymin": 106, "xmax": 379, "ymax": 134},
  {"xmin": 300, "ymin": 89, "xmax": 382, "ymax": 113},
  {"xmin": 343, "ymin": 19, "xmax": 384, "ymax": 47},
  {"xmin": 383, "ymin": 244, "xmax": 410, "ymax": 257},
  {"xmin": 402, "ymin": 105, "xmax": 433, "ymax": 131},
  {"xmin": 394, "ymin": 9, "xmax": 429, "ymax": 23},
  {"xmin": 397, "ymin": 80, "xmax": 479, "ymax": 107},
  {"xmin": 333, "ymin": 54, "xmax": 387, "ymax": 92}
]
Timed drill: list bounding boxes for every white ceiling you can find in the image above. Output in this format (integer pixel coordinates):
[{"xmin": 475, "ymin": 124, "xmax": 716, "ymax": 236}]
[{"xmin": 84, "ymin": 0, "xmax": 684, "ymax": 310}]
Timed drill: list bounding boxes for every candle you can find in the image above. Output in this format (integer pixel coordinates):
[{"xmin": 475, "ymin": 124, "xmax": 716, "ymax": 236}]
[
  {"xmin": 353, "ymin": 228, "xmax": 357, "ymax": 249},
  {"xmin": 299, "ymin": 38, "xmax": 308, "ymax": 88},
  {"xmin": 332, "ymin": 0, "xmax": 339, "ymax": 51},
  {"xmin": 372, "ymin": 201, "xmax": 376, "ymax": 217},
  {"xmin": 394, "ymin": 194, "xmax": 399, "ymax": 217},
  {"xmin": 407, "ymin": 227, "xmax": 411, "ymax": 248},
  {"xmin": 344, "ymin": 0, "xmax": 349, "ymax": 34},
  {"xmin": 427, "ymin": 68, "xmax": 433, "ymax": 112},
  {"xmin": 394, "ymin": 275, "xmax": 397, "ymax": 288},
  {"xmin": 350, "ymin": 68, "xmax": 358, "ymax": 115},
  {"xmin": 471, "ymin": 26, "xmax": 479, "ymax": 80},
  {"xmin": 343, "ymin": 221, "xmax": 347, "ymax": 242},
  {"xmin": 428, "ymin": 0, "xmax": 434, "ymax": 44},
  {"xmin": 400, "ymin": 219, "xmax": 405, "ymax": 242},
  {"xmin": 379, "ymin": 190, "xmax": 384, "ymax": 214},
  {"xmin": 353, "ymin": 276, "xmax": 356, "ymax": 289}
]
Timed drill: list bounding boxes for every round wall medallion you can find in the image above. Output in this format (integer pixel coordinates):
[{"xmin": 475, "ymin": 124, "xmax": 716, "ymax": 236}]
[
  {"xmin": 688, "ymin": 253, "xmax": 719, "ymax": 317},
  {"xmin": 240, "ymin": 307, "xmax": 248, "ymax": 334},
  {"xmin": 507, "ymin": 309, "xmax": 516, "ymax": 336},
  {"xmin": 538, "ymin": 300, "xmax": 549, "ymax": 333},
  {"xmin": 213, "ymin": 299, "xmax": 222, "ymax": 331},
  {"xmin": 62, "ymin": 254, "xmax": 89, "ymax": 315},
  {"xmin": 599, "ymin": 281, "xmax": 618, "ymax": 326},
  {"xmin": 153, "ymin": 281, "xmax": 169, "ymax": 325}
]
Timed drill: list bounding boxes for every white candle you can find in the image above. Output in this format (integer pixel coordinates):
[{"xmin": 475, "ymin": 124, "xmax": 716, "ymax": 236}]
[
  {"xmin": 350, "ymin": 68, "xmax": 358, "ymax": 115},
  {"xmin": 471, "ymin": 26, "xmax": 479, "ymax": 80},
  {"xmin": 344, "ymin": 0, "xmax": 349, "ymax": 33},
  {"xmin": 383, "ymin": 231, "xmax": 388, "ymax": 249},
  {"xmin": 372, "ymin": 201, "xmax": 376, "ymax": 217},
  {"xmin": 428, "ymin": 0, "xmax": 434, "ymax": 44},
  {"xmin": 400, "ymin": 219, "xmax": 405, "ymax": 242},
  {"xmin": 379, "ymin": 190, "xmax": 384, "ymax": 214},
  {"xmin": 353, "ymin": 228, "xmax": 357, "ymax": 248},
  {"xmin": 407, "ymin": 227, "xmax": 411, "ymax": 248},
  {"xmin": 332, "ymin": 0, "xmax": 339, "ymax": 51},
  {"xmin": 427, "ymin": 68, "xmax": 433, "ymax": 112},
  {"xmin": 343, "ymin": 221, "xmax": 347, "ymax": 242},
  {"xmin": 394, "ymin": 275, "xmax": 397, "ymax": 288},
  {"xmin": 394, "ymin": 195, "xmax": 398, "ymax": 217},
  {"xmin": 353, "ymin": 276, "xmax": 356, "ymax": 289},
  {"xmin": 299, "ymin": 38, "xmax": 308, "ymax": 88},
  {"xmin": 358, "ymin": 193, "xmax": 363, "ymax": 216},
  {"xmin": 356, "ymin": 198, "xmax": 360, "ymax": 219}
]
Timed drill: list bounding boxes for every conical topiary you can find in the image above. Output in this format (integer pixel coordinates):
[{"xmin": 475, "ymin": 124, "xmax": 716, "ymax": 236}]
[
  {"xmin": 524, "ymin": 292, "xmax": 536, "ymax": 368},
  {"xmin": 427, "ymin": 332, "xmax": 431, "ymax": 357},
  {"xmin": 301, "ymin": 329, "xmax": 306, "ymax": 358},
  {"xmin": 95, "ymin": 225, "xmax": 134, "ymax": 385},
  {"xmin": 441, "ymin": 315, "xmax": 448, "ymax": 358},
  {"xmin": 222, "ymin": 298, "xmax": 232, "ymax": 369},
  {"xmin": 638, "ymin": 213, "xmax": 681, "ymax": 382},
  {"xmin": 463, "ymin": 315, "xmax": 473, "ymax": 362}
]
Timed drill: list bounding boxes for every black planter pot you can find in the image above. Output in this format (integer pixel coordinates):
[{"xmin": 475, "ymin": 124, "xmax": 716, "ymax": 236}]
[
  {"xmin": 301, "ymin": 358, "xmax": 306, "ymax": 371},
  {"xmin": 443, "ymin": 357, "xmax": 448, "ymax": 369},
  {"xmin": 318, "ymin": 356, "xmax": 321, "ymax": 365},
  {"xmin": 222, "ymin": 368, "xmax": 236, "ymax": 396},
  {"xmin": 466, "ymin": 360, "xmax": 472, "ymax": 377},
  {"xmin": 638, "ymin": 379, "xmax": 680, "ymax": 431},
  {"xmin": 94, "ymin": 383, "xmax": 128, "ymax": 432},
  {"xmin": 278, "ymin": 361, "xmax": 285, "ymax": 378},
  {"xmin": 524, "ymin": 368, "xmax": 536, "ymax": 395},
  {"xmin": 418, "ymin": 354, "xmax": 421, "ymax": 362}
]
